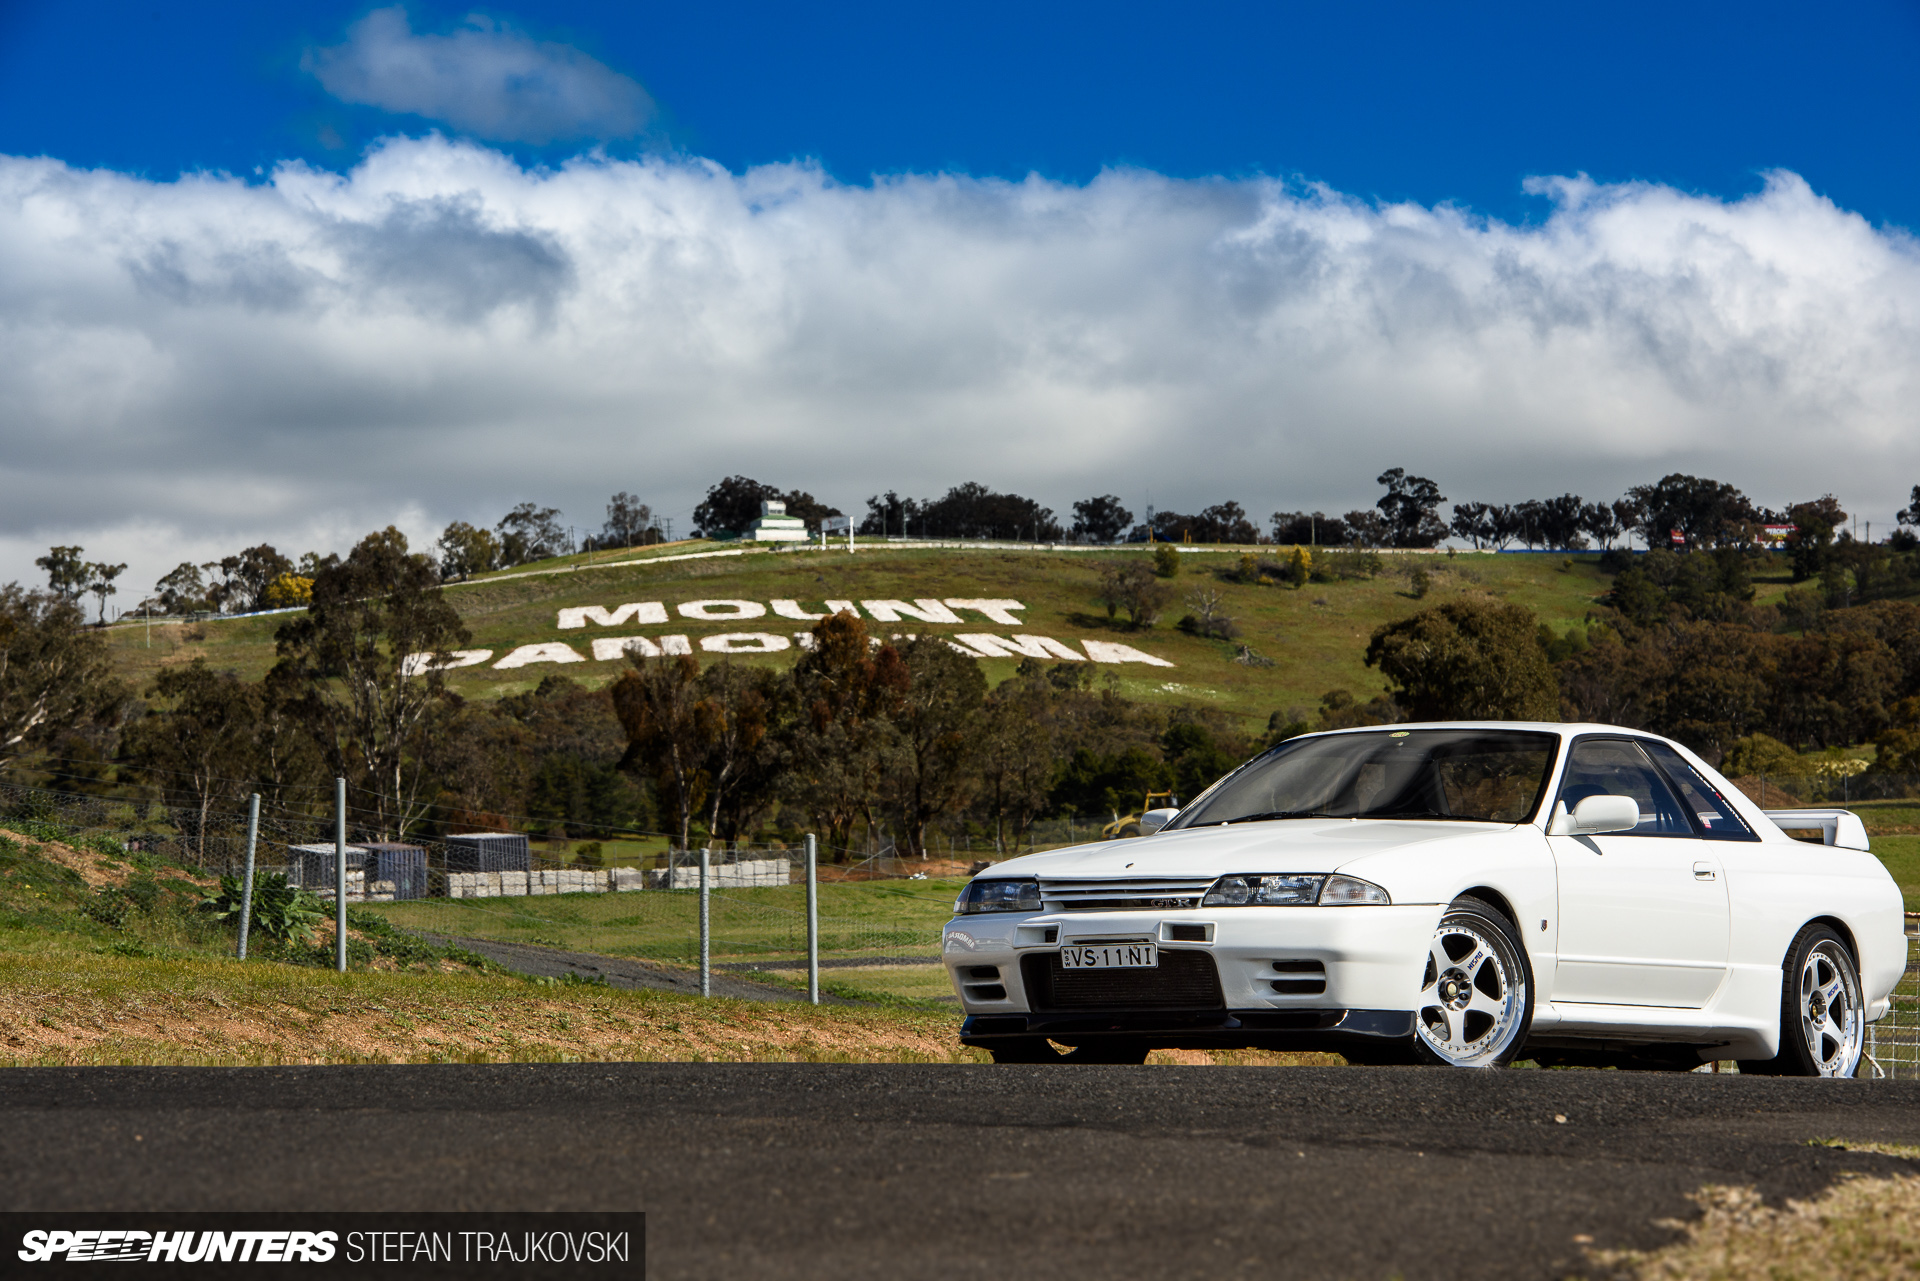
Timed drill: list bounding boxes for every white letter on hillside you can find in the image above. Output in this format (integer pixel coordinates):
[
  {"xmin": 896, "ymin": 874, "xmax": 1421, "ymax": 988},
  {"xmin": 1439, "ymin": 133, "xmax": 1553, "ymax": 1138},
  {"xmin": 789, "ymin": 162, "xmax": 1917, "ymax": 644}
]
[
  {"xmin": 945, "ymin": 599, "xmax": 1026, "ymax": 625},
  {"xmin": 558, "ymin": 603, "xmax": 668, "ymax": 629},
  {"xmin": 400, "ymin": 649, "xmax": 493, "ymax": 676},
  {"xmin": 591, "ymin": 636, "xmax": 660, "ymax": 660},
  {"xmin": 860, "ymin": 599, "xmax": 963, "ymax": 624},
  {"xmin": 700, "ymin": 633, "xmax": 792, "ymax": 654},
  {"xmin": 678, "ymin": 599, "xmax": 767, "ymax": 620},
  {"xmin": 493, "ymin": 643, "xmax": 586, "ymax": 669},
  {"xmin": 1082, "ymin": 640, "xmax": 1175, "ymax": 667},
  {"xmin": 771, "ymin": 599, "xmax": 827, "ymax": 620},
  {"xmin": 953, "ymin": 634, "xmax": 1084, "ymax": 661},
  {"xmin": 823, "ymin": 600, "xmax": 860, "ymax": 616}
]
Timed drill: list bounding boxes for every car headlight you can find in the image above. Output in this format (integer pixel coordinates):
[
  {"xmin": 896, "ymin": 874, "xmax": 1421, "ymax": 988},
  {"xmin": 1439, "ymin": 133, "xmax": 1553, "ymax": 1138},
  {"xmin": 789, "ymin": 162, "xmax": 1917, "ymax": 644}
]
[
  {"xmin": 1201, "ymin": 873, "xmax": 1391, "ymax": 906},
  {"xmin": 954, "ymin": 878, "xmax": 1042, "ymax": 914}
]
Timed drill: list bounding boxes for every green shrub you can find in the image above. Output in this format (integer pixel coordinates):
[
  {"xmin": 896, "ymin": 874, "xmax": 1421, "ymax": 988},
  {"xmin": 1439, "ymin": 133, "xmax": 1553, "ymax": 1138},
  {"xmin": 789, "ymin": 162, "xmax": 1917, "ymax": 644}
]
[
  {"xmin": 201, "ymin": 872, "xmax": 324, "ymax": 945},
  {"xmin": 1153, "ymin": 544, "xmax": 1180, "ymax": 577}
]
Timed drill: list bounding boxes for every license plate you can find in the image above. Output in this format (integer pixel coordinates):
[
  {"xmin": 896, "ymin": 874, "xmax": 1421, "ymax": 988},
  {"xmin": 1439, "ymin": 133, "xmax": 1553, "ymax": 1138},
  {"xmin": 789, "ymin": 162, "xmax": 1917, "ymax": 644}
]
[{"xmin": 1060, "ymin": 943, "xmax": 1158, "ymax": 969}]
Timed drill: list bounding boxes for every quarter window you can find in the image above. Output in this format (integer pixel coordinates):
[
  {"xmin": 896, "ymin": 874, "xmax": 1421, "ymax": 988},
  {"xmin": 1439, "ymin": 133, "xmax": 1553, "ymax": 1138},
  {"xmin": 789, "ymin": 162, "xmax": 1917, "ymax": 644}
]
[
  {"xmin": 1558, "ymin": 740, "xmax": 1693, "ymax": 836},
  {"xmin": 1641, "ymin": 742, "xmax": 1758, "ymax": 841}
]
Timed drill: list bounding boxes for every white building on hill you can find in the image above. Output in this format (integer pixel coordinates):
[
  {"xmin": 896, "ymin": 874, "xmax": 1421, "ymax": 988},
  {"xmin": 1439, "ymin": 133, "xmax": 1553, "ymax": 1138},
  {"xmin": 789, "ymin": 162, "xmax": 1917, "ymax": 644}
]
[{"xmin": 747, "ymin": 500, "xmax": 809, "ymax": 542}]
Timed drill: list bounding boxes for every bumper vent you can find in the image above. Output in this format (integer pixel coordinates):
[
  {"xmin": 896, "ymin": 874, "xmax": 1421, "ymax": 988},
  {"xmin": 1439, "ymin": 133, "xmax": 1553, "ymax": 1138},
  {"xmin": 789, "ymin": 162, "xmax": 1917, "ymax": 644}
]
[
  {"xmin": 1020, "ymin": 949, "xmax": 1225, "ymax": 1011},
  {"xmin": 1271, "ymin": 959, "xmax": 1327, "ymax": 996}
]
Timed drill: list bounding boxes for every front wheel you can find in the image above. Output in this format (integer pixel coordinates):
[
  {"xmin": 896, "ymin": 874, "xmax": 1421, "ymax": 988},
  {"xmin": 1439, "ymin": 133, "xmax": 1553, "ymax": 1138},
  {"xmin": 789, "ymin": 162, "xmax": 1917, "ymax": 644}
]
[
  {"xmin": 1411, "ymin": 896, "xmax": 1534, "ymax": 1068},
  {"xmin": 1737, "ymin": 924, "xmax": 1865, "ymax": 1078}
]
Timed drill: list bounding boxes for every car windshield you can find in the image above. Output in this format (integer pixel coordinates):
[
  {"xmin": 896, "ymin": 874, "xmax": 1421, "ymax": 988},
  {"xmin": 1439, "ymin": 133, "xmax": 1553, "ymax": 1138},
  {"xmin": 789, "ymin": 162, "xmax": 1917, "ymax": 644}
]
[{"xmin": 1170, "ymin": 728, "xmax": 1560, "ymax": 827}]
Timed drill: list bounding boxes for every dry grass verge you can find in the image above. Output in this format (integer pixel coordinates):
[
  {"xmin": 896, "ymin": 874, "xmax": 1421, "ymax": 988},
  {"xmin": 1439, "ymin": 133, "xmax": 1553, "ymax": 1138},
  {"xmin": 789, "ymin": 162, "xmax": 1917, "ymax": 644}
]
[
  {"xmin": 0, "ymin": 948, "xmax": 1339, "ymax": 1068},
  {"xmin": 1589, "ymin": 1173, "xmax": 1920, "ymax": 1280}
]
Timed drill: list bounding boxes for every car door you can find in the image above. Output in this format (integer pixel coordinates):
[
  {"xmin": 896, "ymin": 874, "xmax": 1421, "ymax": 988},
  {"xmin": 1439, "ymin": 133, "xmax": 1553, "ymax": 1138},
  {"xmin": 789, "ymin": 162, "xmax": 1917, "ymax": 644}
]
[{"xmin": 1547, "ymin": 737, "xmax": 1730, "ymax": 1008}]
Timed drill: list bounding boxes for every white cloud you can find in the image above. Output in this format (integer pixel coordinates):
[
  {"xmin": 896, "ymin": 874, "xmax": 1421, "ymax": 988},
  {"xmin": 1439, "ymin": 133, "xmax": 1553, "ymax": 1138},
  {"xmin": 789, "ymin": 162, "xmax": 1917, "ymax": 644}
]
[
  {"xmin": 2, "ymin": 137, "xmax": 1919, "ymax": 601},
  {"xmin": 304, "ymin": 7, "xmax": 656, "ymax": 145}
]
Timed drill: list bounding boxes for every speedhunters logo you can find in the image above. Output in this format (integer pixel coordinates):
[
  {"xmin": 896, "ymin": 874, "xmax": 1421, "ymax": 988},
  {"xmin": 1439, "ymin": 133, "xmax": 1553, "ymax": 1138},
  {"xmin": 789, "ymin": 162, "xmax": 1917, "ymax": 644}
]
[{"xmin": 1, "ymin": 1215, "xmax": 641, "ymax": 1277}]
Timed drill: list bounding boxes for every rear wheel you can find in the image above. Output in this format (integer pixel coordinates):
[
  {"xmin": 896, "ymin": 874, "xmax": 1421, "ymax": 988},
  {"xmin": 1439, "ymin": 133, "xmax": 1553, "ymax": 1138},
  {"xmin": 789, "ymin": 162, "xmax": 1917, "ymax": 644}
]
[
  {"xmin": 1411, "ymin": 896, "xmax": 1534, "ymax": 1068},
  {"xmin": 1737, "ymin": 924, "xmax": 1864, "ymax": 1078}
]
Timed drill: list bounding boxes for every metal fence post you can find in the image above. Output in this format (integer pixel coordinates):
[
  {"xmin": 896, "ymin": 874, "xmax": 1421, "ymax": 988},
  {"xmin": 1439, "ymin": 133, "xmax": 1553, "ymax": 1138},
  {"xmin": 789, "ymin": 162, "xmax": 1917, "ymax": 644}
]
[
  {"xmin": 334, "ymin": 778, "xmax": 347, "ymax": 973},
  {"xmin": 806, "ymin": 833, "xmax": 819, "ymax": 1005},
  {"xmin": 699, "ymin": 846, "xmax": 711, "ymax": 998},
  {"xmin": 237, "ymin": 794, "xmax": 259, "ymax": 960}
]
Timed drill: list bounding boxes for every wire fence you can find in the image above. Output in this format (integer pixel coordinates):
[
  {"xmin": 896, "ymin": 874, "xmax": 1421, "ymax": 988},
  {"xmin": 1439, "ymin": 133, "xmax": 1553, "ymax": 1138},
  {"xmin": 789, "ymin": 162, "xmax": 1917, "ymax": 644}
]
[
  {"xmin": 1866, "ymin": 935, "xmax": 1920, "ymax": 1080},
  {"xmin": 0, "ymin": 782, "xmax": 956, "ymax": 976}
]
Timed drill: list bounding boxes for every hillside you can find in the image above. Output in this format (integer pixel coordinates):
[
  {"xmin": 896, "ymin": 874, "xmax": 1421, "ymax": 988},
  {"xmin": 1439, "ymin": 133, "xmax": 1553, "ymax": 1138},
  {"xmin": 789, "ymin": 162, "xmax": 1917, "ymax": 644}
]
[{"xmin": 106, "ymin": 541, "xmax": 1640, "ymax": 729}]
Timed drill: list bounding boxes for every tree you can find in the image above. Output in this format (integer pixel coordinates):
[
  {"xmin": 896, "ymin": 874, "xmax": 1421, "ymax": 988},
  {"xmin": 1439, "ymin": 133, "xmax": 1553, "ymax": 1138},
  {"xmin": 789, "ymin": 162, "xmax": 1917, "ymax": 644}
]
[
  {"xmin": 692, "ymin": 661, "xmax": 781, "ymax": 845},
  {"xmin": 120, "ymin": 660, "xmax": 261, "ymax": 863},
  {"xmin": 152, "ymin": 563, "xmax": 211, "ymax": 614},
  {"xmin": 859, "ymin": 490, "xmax": 921, "ymax": 537},
  {"xmin": 699, "ymin": 476, "xmax": 842, "ymax": 536},
  {"xmin": 83, "ymin": 562, "xmax": 126, "ymax": 623},
  {"xmin": 1375, "ymin": 469, "xmax": 1448, "ymax": 548},
  {"xmin": 1579, "ymin": 502, "xmax": 1624, "ymax": 549},
  {"xmin": 0, "ymin": 586, "xmax": 120, "ymax": 773},
  {"xmin": 1624, "ymin": 474, "xmax": 1757, "ymax": 550},
  {"xmin": 1070, "ymin": 495, "xmax": 1133, "ymax": 544},
  {"xmin": 780, "ymin": 613, "xmax": 909, "ymax": 855},
  {"xmin": 1343, "ymin": 509, "xmax": 1391, "ymax": 547},
  {"xmin": 885, "ymin": 636, "xmax": 987, "ymax": 857},
  {"xmin": 1450, "ymin": 502, "xmax": 1495, "ymax": 549},
  {"xmin": 1786, "ymin": 496, "xmax": 1847, "ymax": 581},
  {"xmin": 437, "ymin": 521, "xmax": 502, "ymax": 581},
  {"xmin": 497, "ymin": 503, "xmax": 567, "ymax": 565},
  {"xmin": 974, "ymin": 677, "xmax": 1059, "ymax": 850},
  {"xmin": 1536, "ymin": 495, "xmax": 1586, "ymax": 549},
  {"xmin": 1161, "ymin": 720, "xmax": 1241, "ymax": 802},
  {"xmin": 208, "ymin": 545, "xmax": 293, "ymax": 613},
  {"xmin": 1097, "ymin": 561, "xmax": 1172, "ymax": 628},
  {"xmin": 610, "ymin": 652, "xmax": 708, "ymax": 850},
  {"xmin": 1271, "ymin": 511, "xmax": 1347, "ymax": 546},
  {"xmin": 1899, "ymin": 486, "xmax": 1920, "ymax": 529},
  {"xmin": 915, "ymin": 482, "xmax": 1062, "ymax": 540},
  {"xmin": 35, "ymin": 547, "xmax": 88, "ymax": 601},
  {"xmin": 1365, "ymin": 599, "xmax": 1559, "ymax": 720},
  {"xmin": 599, "ymin": 492, "xmax": 654, "ymax": 548},
  {"xmin": 272, "ymin": 527, "xmax": 472, "ymax": 838}
]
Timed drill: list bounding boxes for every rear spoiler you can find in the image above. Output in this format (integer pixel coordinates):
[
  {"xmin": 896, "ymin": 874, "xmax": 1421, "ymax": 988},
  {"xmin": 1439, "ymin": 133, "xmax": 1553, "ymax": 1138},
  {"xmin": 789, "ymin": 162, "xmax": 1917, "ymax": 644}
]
[{"xmin": 1762, "ymin": 808, "xmax": 1871, "ymax": 852}]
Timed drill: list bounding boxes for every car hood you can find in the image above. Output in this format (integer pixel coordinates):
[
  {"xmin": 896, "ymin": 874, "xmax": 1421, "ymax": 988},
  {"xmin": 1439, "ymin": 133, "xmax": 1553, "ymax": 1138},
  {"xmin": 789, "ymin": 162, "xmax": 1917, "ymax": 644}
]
[{"xmin": 991, "ymin": 819, "xmax": 1518, "ymax": 882}]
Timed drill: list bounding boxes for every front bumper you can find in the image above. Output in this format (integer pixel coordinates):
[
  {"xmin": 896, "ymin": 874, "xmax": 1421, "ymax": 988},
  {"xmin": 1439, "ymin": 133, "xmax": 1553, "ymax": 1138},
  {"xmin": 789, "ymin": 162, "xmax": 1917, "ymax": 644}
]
[{"xmin": 943, "ymin": 903, "xmax": 1442, "ymax": 1049}]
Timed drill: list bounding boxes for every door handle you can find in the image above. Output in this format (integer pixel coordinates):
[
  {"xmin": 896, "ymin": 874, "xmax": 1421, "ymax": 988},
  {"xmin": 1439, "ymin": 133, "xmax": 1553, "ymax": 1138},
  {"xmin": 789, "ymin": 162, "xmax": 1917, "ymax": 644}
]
[{"xmin": 1693, "ymin": 862, "xmax": 1717, "ymax": 881}]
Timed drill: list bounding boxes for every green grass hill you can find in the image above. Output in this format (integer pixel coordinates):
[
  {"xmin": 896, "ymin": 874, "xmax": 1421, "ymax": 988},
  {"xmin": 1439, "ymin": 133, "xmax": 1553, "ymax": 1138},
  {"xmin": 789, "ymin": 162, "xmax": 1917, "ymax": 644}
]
[{"xmin": 107, "ymin": 540, "xmax": 1642, "ymax": 730}]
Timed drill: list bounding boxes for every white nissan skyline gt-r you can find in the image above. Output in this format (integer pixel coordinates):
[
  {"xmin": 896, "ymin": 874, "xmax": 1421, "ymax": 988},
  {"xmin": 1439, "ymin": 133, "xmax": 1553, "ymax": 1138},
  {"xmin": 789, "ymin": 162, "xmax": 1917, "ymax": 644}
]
[{"xmin": 944, "ymin": 722, "xmax": 1905, "ymax": 1073}]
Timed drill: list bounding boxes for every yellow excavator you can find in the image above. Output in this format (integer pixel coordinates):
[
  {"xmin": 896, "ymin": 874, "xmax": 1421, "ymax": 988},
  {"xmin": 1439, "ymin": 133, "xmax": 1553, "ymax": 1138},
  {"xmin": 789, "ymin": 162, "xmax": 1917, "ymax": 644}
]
[{"xmin": 1103, "ymin": 792, "xmax": 1177, "ymax": 840}]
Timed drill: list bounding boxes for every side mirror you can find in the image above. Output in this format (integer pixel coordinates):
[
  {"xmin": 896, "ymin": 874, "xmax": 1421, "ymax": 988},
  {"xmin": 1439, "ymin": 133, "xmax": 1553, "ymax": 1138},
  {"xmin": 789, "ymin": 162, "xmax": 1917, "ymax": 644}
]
[
  {"xmin": 1550, "ymin": 795, "xmax": 1642, "ymax": 837},
  {"xmin": 1139, "ymin": 808, "xmax": 1180, "ymax": 835}
]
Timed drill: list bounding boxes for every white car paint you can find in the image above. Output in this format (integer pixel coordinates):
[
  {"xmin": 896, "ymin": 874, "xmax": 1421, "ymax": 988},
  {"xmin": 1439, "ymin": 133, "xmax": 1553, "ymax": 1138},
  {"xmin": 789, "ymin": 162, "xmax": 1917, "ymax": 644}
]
[{"xmin": 945, "ymin": 721, "xmax": 1906, "ymax": 1065}]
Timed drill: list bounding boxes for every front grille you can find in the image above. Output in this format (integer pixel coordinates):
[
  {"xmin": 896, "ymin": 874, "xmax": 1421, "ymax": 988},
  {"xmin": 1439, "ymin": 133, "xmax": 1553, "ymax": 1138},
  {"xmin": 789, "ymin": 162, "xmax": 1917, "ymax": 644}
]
[
  {"xmin": 1021, "ymin": 949, "xmax": 1224, "ymax": 1011},
  {"xmin": 1040, "ymin": 876, "xmax": 1216, "ymax": 912}
]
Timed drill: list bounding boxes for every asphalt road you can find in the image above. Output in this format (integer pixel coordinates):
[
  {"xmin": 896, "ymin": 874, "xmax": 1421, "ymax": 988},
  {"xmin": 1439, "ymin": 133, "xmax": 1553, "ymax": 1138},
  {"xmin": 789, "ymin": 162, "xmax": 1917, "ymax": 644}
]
[{"xmin": 5, "ymin": 1064, "xmax": 1919, "ymax": 1280}]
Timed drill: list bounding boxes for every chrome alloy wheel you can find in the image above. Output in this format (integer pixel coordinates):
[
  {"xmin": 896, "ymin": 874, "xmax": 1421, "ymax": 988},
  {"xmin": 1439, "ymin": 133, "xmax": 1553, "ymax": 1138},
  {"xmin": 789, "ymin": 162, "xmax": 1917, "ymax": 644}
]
[
  {"xmin": 1795, "ymin": 938, "xmax": 1864, "ymax": 1077},
  {"xmin": 1415, "ymin": 914, "xmax": 1528, "ymax": 1067}
]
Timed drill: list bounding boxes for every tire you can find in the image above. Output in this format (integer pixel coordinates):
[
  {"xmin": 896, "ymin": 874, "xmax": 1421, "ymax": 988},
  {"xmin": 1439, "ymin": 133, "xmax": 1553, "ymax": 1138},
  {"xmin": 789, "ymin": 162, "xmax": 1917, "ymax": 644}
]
[
  {"xmin": 1736, "ymin": 924, "xmax": 1865, "ymax": 1078},
  {"xmin": 1410, "ymin": 895, "xmax": 1535, "ymax": 1069}
]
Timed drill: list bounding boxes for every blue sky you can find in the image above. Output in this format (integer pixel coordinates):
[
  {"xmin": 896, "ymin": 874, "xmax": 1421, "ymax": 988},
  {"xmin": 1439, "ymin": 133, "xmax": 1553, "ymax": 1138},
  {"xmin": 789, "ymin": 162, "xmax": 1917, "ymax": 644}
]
[
  {"xmin": 3, "ymin": 2, "xmax": 1920, "ymax": 593},
  {"xmin": 6, "ymin": 1, "xmax": 1918, "ymax": 225}
]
